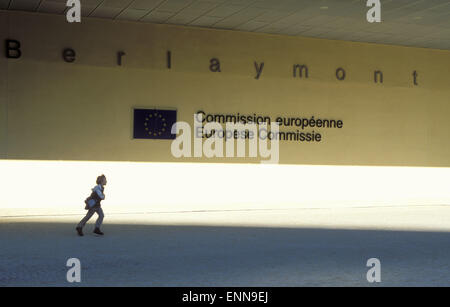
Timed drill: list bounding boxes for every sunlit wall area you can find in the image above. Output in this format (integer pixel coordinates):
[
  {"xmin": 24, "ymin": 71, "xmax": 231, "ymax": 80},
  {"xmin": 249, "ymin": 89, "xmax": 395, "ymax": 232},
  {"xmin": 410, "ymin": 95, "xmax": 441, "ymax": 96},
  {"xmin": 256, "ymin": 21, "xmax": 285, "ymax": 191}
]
[{"xmin": 0, "ymin": 160, "xmax": 449, "ymax": 216}]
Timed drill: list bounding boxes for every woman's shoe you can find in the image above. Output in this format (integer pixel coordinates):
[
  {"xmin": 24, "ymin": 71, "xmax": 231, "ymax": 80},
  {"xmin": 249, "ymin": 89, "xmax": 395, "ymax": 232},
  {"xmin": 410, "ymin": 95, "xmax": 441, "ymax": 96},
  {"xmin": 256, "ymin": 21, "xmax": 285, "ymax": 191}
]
[
  {"xmin": 76, "ymin": 227, "xmax": 84, "ymax": 236},
  {"xmin": 93, "ymin": 228, "xmax": 104, "ymax": 235}
]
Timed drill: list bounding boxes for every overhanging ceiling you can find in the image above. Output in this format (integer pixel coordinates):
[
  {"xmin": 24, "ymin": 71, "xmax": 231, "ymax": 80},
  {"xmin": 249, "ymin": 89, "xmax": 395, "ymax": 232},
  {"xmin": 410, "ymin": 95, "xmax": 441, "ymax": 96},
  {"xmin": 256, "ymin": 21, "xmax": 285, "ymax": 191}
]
[{"xmin": 1, "ymin": 0, "xmax": 449, "ymax": 50}]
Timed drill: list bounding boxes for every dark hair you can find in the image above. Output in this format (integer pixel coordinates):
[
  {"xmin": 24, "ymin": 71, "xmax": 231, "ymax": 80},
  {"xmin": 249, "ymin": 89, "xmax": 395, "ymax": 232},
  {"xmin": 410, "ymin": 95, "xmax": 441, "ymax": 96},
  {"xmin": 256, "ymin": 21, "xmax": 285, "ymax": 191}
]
[{"xmin": 96, "ymin": 174, "xmax": 106, "ymax": 185}]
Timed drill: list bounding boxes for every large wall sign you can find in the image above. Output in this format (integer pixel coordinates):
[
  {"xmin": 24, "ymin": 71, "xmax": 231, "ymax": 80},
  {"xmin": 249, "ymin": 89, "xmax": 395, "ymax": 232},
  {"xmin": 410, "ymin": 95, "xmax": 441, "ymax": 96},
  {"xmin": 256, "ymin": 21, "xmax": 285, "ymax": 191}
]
[{"xmin": 0, "ymin": 11, "xmax": 449, "ymax": 166}]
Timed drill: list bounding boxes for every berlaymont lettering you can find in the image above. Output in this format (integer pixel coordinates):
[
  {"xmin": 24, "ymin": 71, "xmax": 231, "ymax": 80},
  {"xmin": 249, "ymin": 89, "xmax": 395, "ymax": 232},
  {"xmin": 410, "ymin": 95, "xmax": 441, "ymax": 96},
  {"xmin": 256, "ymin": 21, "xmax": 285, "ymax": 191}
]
[{"xmin": 3, "ymin": 38, "xmax": 421, "ymax": 86}]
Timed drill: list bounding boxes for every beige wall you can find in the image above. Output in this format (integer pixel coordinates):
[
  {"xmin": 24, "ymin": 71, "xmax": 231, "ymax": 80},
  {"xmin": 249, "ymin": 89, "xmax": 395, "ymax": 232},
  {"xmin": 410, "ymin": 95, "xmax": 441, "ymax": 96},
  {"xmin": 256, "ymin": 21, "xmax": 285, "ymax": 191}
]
[{"xmin": 1, "ymin": 11, "xmax": 449, "ymax": 166}]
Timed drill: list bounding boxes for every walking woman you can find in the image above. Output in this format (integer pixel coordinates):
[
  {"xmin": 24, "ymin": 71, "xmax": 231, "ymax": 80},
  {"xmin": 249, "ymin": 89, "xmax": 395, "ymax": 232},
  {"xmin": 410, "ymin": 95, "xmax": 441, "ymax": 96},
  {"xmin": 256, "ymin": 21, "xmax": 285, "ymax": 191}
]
[{"xmin": 76, "ymin": 174, "xmax": 107, "ymax": 236}]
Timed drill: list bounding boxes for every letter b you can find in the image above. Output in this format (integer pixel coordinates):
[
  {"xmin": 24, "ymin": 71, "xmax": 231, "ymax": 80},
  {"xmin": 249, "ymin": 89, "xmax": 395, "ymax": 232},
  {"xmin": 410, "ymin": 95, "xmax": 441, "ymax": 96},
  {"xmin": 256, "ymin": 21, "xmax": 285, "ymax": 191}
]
[{"xmin": 5, "ymin": 39, "xmax": 22, "ymax": 59}]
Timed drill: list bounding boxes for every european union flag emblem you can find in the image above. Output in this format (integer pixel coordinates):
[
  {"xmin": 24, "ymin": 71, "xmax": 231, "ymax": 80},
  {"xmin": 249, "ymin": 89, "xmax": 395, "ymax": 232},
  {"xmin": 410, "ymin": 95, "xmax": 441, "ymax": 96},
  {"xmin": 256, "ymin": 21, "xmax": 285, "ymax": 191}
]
[{"xmin": 133, "ymin": 108, "xmax": 177, "ymax": 140}]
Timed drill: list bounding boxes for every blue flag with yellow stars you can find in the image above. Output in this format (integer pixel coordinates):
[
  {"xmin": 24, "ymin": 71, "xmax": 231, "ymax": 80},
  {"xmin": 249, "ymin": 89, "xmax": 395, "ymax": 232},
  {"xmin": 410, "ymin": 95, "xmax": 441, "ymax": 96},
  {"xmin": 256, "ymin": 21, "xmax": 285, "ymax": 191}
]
[{"xmin": 133, "ymin": 109, "xmax": 177, "ymax": 139}]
